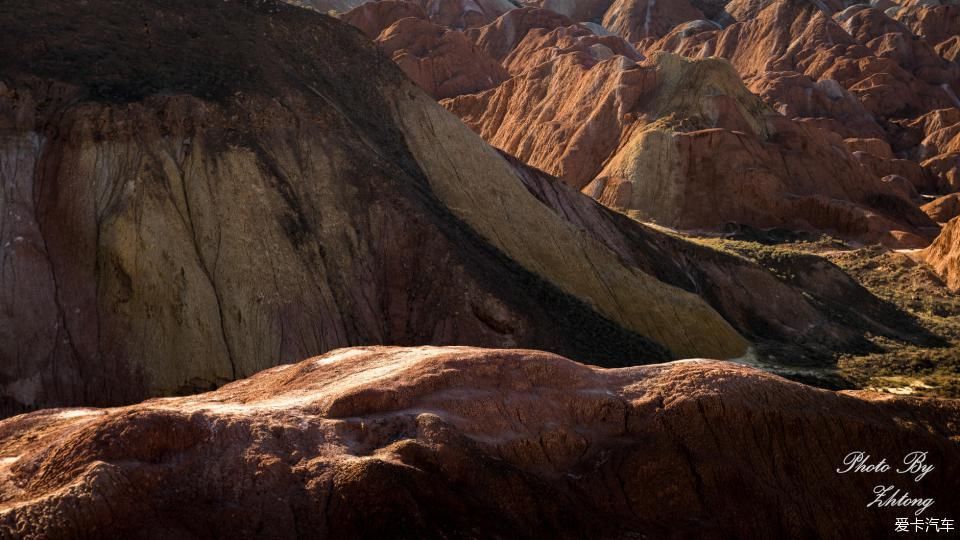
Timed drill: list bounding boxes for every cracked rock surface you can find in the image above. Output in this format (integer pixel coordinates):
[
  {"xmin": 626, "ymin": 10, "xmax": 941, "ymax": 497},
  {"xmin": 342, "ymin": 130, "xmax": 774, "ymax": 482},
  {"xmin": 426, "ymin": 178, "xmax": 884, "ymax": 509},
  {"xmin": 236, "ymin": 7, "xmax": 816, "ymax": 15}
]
[{"xmin": 1, "ymin": 346, "xmax": 958, "ymax": 539}]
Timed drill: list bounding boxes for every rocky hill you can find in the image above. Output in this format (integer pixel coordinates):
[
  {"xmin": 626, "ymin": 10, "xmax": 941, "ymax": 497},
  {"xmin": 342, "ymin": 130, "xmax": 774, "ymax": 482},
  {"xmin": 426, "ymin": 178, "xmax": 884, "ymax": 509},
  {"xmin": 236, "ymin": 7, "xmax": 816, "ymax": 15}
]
[
  {"xmin": 323, "ymin": 0, "xmax": 960, "ymax": 392},
  {"xmin": 0, "ymin": 0, "xmax": 954, "ymax": 401},
  {"xmin": 1, "ymin": 0, "xmax": 765, "ymax": 414},
  {"xmin": 2, "ymin": 346, "xmax": 958, "ymax": 538},
  {"xmin": 345, "ymin": 0, "xmax": 960, "ymax": 246},
  {"xmin": 2, "ymin": 0, "xmax": 960, "ymax": 536}
]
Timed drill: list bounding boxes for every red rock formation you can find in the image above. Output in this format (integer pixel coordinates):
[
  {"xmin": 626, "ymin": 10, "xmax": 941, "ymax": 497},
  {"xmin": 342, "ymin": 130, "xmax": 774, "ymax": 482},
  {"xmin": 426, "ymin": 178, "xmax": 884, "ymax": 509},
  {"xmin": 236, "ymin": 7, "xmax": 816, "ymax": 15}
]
[
  {"xmin": 341, "ymin": 2, "xmax": 510, "ymax": 99},
  {"xmin": 937, "ymin": 36, "xmax": 960, "ymax": 62},
  {"xmin": 845, "ymin": 137, "xmax": 895, "ymax": 159},
  {"xmin": 373, "ymin": 16, "xmax": 509, "ymax": 98},
  {"xmin": 601, "ymin": 0, "xmax": 705, "ymax": 42},
  {"xmin": 507, "ymin": 151, "xmax": 942, "ymax": 357},
  {"xmin": 502, "ymin": 23, "xmax": 642, "ymax": 75},
  {"xmin": 5, "ymin": 0, "xmax": 946, "ymax": 419},
  {"xmin": 748, "ymin": 71, "xmax": 887, "ymax": 139},
  {"xmin": 908, "ymin": 110, "xmax": 960, "ymax": 191},
  {"xmin": 343, "ymin": 6, "xmax": 597, "ymax": 102},
  {"xmin": 2, "ymin": 346, "xmax": 958, "ymax": 538},
  {"xmin": 901, "ymin": 108, "xmax": 960, "ymax": 150},
  {"xmin": 339, "ymin": 0, "xmax": 428, "ymax": 38},
  {"xmin": 545, "ymin": 0, "xmax": 608, "ymax": 20},
  {"xmin": 924, "ymin": 216, "xmax": 960, "ymax": 290},
  {"xmin": 417, "ymin": 0, "xmax": 518, "ymax": 28},
  {"xmin": 854, "ymin": 151, "xmax": 935, "ymax": 193},
  {"xmin": 649, "ymin": 0, "xmax": 960, "ymax": 153},
  {"xmin": 923, "ymin": 152, "xmax": 960, "ymax": 192},
  {"xmin": 922, "ymin": 193, "xmax": 960, "ymax": 223},
  {"xmin": 465, "ymin": 7, "xmax": 577, "ymax": 62},
  {"xmin": 445, "ymin": 51, "xmax": 938, "ymax": 245},
  {"xmin": 351, "ymin": 0, "xmax": 958, "ymax": 209},
  {"xmin": 893, "ymin": 3, "xmax": 960, "ymax": 61},
  {"xmin": 445, "ymin": 51, "xmax": 648, "ymax": 189}
]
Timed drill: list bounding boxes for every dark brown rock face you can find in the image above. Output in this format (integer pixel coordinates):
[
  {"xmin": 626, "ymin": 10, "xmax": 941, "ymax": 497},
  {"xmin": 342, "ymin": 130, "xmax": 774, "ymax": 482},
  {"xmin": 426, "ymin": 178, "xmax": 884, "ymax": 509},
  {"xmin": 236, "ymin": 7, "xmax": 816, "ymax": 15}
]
[
  {"xmin": 2, "ymin": 0, "xmax": 775, "ymax": 415},
  {"xmin": 1, "ymin": 347, "xmax": 958, "ymax": 539}
]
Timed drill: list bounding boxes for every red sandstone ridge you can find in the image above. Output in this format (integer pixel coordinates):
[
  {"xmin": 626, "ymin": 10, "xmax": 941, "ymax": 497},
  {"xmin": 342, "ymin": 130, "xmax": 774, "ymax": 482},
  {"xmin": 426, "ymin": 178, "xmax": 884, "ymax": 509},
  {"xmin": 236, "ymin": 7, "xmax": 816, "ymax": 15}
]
[
  {"xmin": 342, "ymin": 4, "xmax": 509, "ymax": 99},
  {"xmin": 601, "ymin": 0, "xmax": 705, "ymax": 42},
  {"xmin": 647, "ymin": 0, "xmax": 960, "ymax": 184},
  {"xmin": 1, "ymin": 346, "xmax": 958, "ymax": 538},
  {"xmin": 465, "ymin": 7, "xmax": 580, "ymax": 62},
  {"xmin": 444, "ymin": 51, "xmax": 938, "ymax": 246},
  {"xmin": 923, "ymin": 193, "xmax": 960, "ymax": 223},
  {"xmin": 345, "ymin": 0, "xmax": 959, "ymax": 207},
  {"xmin": 893, "ymin": 3, "xmax": 960, "ymax": 62},
  {"xmin": 338, "ymin": 0, "xmax": 428, "ymax": 37},
  {"xmin": 925, "ymin": 216, "xmax": 960, "ymax": 291}
]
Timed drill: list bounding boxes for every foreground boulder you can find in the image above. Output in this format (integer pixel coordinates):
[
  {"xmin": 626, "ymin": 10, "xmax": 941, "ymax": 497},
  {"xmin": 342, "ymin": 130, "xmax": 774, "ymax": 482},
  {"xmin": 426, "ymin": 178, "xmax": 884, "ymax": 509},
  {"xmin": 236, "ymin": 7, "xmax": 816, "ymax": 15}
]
[{"xmin": 1, "ymin": 346, "xmax": 958, "ymax": 538}]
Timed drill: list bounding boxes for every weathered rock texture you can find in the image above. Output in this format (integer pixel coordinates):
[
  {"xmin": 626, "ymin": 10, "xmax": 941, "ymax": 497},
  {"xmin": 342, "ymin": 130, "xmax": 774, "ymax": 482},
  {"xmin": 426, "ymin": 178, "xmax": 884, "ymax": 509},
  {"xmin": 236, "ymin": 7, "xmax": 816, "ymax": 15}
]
[
  {"xmin": 648, "ymin": 0, "xmax": 960, "ymax": 186},
  {"xmin": 601, "ymin": 0, "xmax": 705, "ymax": 42},
  {"xmin": 341, "ymin": 2, "xmax": 511, "ymax": 99},
  {"xmin": 391, "ymin": 0, "xmax": 960, "ymax": 248},
  {"xmin": 348, "ymin": 0, "xmax": 960, "ymax": 218},
  {"xmin": 1, "ymin": 346, "xmax": 958, "ymax": 539},
  {"xmin": 1, "ymin": 0, "xmax": 774, "ymax": 415},
  {"xmin": 925, "ymin": 215, "xmax": 960, "ymax": 290},
  {"xmin": 923, "ymin": 193, "xmax": 960, "ymax": 223},
  {"xmin": 445, "ymin": 51, "xmax": 937, "ymax": 244}
]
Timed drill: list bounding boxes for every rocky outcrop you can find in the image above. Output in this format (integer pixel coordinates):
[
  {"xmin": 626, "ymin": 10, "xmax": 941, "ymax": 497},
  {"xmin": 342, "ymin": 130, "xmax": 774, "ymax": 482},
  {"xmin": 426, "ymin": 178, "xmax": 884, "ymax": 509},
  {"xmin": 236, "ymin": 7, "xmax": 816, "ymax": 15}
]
[
  {"xmin": 349, "ymin": 6, "xmax": 641, "ymax": 96},
  {"xmin": 925, "ymin": 216, "xmax": 960, "ymax": 290},
  {"xmin": 938, "ymin": 36, "xmax": 960, "ymax": 63},
  {"xmin": 465, "ymin": 7, "xmax": 578, "ymax": 62},
  {"xmin": 649, "ymin": 0, "xmax": 960, "ymax": 153},
  {"xmin": 2, "ymin": 346, "xmax": 958, "ymax": 539},
  {"xmin": 353, "ymin": 0, "xmax": 959, "ymax": 209},
  {"xmin": 845, "ymin": 137, "xmax": 895, "ymax": 159},
  {"xmin": 500, "ymin": 22, "xmax": 643, "ymax": 75},
  {"xmin": 601, "ymin": 0, "xmax": 705, "ymax": 42},
  {"xmin": 908, "ymin": 109, "xmax": 960, "ymax": 191},
  {"xmin": 380, "ymin": 0, "xmax": 957, "ymax": 246},
  {"xmin": 339, "ymin": 0, "xmax": 429, "ymax": 38},
  {"xmin": 893, "ymin": 3, "xmax": 960, "ymax": 61},
  {"xmin": 445, "ymin": 51, "xmax": 937, "ymax": 244},
  {"xmin": 923, "ymin": 193, "xmax": 960, "ymax": 223},
  {"xmin": 341, "ymin": 6, "xmax": 510, "ymax": 99}
]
